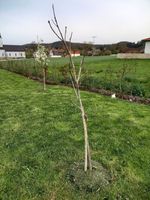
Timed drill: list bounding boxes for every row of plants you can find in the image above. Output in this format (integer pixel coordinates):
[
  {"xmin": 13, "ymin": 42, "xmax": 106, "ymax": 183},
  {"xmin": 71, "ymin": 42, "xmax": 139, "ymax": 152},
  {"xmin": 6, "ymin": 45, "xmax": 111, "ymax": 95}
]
[{"xmin": 0, "ymin": 59, "xmax": 146, "ymax": 97}]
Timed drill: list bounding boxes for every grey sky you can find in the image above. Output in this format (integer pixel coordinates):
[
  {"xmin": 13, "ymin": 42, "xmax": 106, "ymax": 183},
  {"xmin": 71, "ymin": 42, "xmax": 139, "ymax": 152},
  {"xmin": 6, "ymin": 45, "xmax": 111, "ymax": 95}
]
[{"xmin": 0, "ymin": 0, "xmax": 150, "ymax": 44}]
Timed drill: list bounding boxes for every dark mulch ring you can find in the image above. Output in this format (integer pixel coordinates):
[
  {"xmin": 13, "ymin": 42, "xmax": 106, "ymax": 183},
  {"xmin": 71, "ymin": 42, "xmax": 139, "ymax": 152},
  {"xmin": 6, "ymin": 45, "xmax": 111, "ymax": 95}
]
[
  {"xmin": 87, "ymin": 87, "xmax": 150, "ymax": 105},
  {"xmin": 14, "ymin": 74, "xmax": 150, "ymax": 105},
  {"xmin": 31, "ymin": 76, "xmax": 150, "ymax": 105},
  {"xmin": 67, "ymin": 161, "xmax": 111, "ymax": 193}
]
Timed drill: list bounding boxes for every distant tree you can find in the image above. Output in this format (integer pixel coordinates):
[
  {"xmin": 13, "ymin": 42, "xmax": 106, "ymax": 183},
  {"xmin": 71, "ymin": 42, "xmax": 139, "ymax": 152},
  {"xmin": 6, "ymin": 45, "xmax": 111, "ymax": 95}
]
[
  {"xmin": 25, "ymin": 42, "xmax": 38, "ymax": 58},
  {"xmin": 82, "ymin": 42, "xmax": 93, "ymax": 56},
  {"xmin": 116, "ymin": 62, "xmax": 136, "ymax": 95},
  {"xmin": 103, "ymin": 49, "xmax": 112, "ymax": 55},
  {"xmin": 34, "ymin": 44, "xmax": 49, "ymax": 91},
  {"xmin": 92, "ymin": 48, "xmax": 102, "ymax": 56},
  {"xmin": 117, "ymin": 42, "xmax": 128, "ymax": 53}
]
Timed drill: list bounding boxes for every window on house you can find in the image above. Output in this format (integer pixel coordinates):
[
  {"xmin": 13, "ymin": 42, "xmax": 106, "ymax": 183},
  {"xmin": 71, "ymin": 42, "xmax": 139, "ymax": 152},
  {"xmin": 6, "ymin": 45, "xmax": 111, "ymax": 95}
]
[
  {"xmin": 20, "ymin": 53, "xmax": 22, "ymax": 56},
  {"xmin": 15, "ymin": 53, "xmax": 17, "ymax": 56},
  {"xmin": 9, "ymin": 53, "xmax": 11, "ymax": 56}
]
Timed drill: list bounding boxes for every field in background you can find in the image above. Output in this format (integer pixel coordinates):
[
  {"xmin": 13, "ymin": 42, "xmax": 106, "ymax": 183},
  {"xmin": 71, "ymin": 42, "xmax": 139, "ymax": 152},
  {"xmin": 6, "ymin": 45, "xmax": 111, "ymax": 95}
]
[
  {"xmin": 0, "ymin": 69, "xmax": 150, "ymax": 199},
  {"xmin": 0, "ymin": 56, "xmax": 150, "ymax": 97}
]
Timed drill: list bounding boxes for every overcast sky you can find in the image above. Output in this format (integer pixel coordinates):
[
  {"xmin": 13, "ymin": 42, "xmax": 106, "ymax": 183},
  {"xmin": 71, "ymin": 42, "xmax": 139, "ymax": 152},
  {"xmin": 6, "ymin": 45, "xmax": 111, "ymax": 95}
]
[{"xmin": 0, "ymin": 0, "xmax": 150, "ymax": 45}]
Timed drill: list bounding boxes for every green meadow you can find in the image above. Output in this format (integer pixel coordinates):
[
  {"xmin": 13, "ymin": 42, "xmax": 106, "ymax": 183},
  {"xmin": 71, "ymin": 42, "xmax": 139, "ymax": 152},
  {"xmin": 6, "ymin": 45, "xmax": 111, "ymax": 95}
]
[
  {"xmin": 0, "ymin": 69, "xmax": 150, "ymax": 199},
  {"xmin": 0, "ymin": 56, "xmax": 150, "ymax": 97}
]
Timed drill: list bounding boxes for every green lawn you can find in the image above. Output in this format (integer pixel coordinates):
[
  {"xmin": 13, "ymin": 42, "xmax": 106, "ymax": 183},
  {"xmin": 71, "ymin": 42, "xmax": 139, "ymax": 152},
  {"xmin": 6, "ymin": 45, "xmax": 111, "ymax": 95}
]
[
  {"xmin": 1, "ymin": 56, "xmax": 150, "ymax": 97},
  {"xmin": 0, "ymin": 69, "xmax": 150, "ymax": 200}
]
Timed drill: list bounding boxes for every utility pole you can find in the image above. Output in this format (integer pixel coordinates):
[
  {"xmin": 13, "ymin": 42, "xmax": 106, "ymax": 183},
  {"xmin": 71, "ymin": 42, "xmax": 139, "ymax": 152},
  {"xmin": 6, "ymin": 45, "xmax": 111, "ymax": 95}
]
[
  {"xmin": 92, "ymin": 36, "xmax": 96, "ymax": 56},
  {"xmin": 92, "ymin": 36, "xmax": 96, "ymax": 44}
]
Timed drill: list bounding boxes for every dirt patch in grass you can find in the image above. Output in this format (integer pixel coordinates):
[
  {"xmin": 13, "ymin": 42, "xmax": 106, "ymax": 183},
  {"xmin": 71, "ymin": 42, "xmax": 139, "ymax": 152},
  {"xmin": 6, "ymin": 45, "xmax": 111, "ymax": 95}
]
[{"xmin": 67, "ymin": 161, "xmax": 111, "ymax": 192}]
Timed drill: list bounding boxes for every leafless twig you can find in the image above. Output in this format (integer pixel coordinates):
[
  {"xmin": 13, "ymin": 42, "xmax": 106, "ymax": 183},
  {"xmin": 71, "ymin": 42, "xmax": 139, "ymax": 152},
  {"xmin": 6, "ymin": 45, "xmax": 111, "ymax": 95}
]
[{"xmin": 48, "ymin": 4, "xmax": 92, "ymax": 171}]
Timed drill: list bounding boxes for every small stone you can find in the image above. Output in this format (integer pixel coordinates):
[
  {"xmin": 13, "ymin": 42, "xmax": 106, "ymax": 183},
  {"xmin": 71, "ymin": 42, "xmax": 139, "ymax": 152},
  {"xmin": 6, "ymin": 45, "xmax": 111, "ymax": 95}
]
[{"xmin": 111, "ymin": 93, "xmax": 116, "ymax": 99}]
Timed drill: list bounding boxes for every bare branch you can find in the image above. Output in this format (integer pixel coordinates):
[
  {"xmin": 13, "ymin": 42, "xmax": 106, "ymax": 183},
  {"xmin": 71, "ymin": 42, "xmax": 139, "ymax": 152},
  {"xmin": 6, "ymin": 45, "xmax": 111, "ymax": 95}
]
[
  {"xmin": 64, "ymin": 26, "xmax": 67, "ymax": 41},
  {"xmin": 71, "ymin": 101, "xmax": 81, "ymax": 110},
  {"xmin": 52, "ymin": 4, "xmax": 59, "ymax": 27},
  {"xmin": 77, "ymin": 56, "xmax": 85, "ymax": 83},
  {"xmin": 51, "ymin": 19, "xmax": 57, "ymax": 27},
  {"xmin": 52, "ymin": 4, "xmax": 65, "ymax": 42},
  {"xmin": 80, "ymin": 55, "xmax": 85, "ymax": 67},
  {"xmin": 69, "ymin": 32, "xmax": 73, "ymax": 51},
  {"xmin": 69, "ymin": 75, "xmax": 79, "ymax": 100},
  {"xmin": 48, "ymin": 20, "xmax": 62, "ymax": 41},
  {"xmin": 69, "ymin": 32, "xmax": 73, "ymax": 42}
]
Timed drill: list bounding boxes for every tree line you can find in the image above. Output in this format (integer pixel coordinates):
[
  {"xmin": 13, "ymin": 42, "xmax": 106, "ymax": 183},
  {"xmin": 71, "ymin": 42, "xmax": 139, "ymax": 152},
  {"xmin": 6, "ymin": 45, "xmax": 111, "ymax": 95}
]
[{"xmin": 24, "ymin": 40, "xmax": 144, "ymax": 58}]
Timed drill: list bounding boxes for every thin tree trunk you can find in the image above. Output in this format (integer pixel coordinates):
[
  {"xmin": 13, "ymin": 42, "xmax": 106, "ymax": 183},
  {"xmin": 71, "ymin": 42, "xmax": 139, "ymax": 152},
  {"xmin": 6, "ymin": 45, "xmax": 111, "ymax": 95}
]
[
  {"xmin": 48, "ymin": 6, "xmax": 92, "ymax": 172},
  {"xmin": 78, "ymin": 91, "xmax": 92, "ymax": 171},
  {"xmin": 119, "ymin": 79, "xmax": 122, "ymax": 94},
  {"xmin": 43, "ymin": 68, "xmax": 46, "ymax": 91}
]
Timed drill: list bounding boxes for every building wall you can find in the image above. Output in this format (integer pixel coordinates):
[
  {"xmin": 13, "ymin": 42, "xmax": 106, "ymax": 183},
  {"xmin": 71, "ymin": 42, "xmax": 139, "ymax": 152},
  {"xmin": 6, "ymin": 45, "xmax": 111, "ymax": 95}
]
[
  {"xmin": 51, "ymin": 55, "xmax": 62, "ymax": 58},
  {"xmin": 0, "ymin": 49, "xmax": 6, "ymax": 58},
  {"xmin": 144, "ymin": 41, "xmax": 150, "ymax": 54},
  {"xmin": 5, "ymin": 51, "xmax": 26, "ymax": 58},
  {"xmin": 71, "ymin": 53, "xmax": 80, "ymax": 57},
  {"xmin": 117, "ymin": 53, "xmax": 150, "ymax": 59},
  {"xmin": 0, "ymin": 38, "xmax": 3, "ymax": 48}
]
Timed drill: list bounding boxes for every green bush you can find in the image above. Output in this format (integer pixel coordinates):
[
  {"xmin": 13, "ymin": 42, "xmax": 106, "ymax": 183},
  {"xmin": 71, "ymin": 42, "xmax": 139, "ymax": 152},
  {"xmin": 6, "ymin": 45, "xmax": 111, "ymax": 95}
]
[
  {"xmin": 130, "ymin": 84, "xmax": 145, "ymax": 97},
  {"xmin": 81, "ymin": 76, "xmax": 102, "ymax": 89},
  {"xmin": 124, "ymin": 76, "xmax": 137, "ymax": 83}
]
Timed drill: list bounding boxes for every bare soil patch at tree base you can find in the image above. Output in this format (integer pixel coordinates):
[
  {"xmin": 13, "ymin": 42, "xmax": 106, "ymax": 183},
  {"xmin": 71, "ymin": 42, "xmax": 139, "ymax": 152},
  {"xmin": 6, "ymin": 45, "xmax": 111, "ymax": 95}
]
[{"xmin": 67, "ymin": 161, "xmax": 111, "ymax": 192}]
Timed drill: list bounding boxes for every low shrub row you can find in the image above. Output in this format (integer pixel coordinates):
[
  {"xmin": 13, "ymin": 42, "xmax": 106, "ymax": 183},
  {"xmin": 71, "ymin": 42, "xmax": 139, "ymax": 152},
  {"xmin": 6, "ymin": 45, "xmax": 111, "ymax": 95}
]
[{"xmin": 0, "ymin": 59, "xmax": 146, "ymax": 97}]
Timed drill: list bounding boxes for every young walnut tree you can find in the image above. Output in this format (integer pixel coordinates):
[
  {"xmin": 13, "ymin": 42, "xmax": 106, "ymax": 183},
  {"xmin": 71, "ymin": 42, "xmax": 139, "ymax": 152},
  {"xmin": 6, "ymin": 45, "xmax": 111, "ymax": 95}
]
[
  {"xmin": 34, "ymin": 44, "xmax": 48, "ymax": 91},
  {"xmin": 48, "ymin": 5, "xmax": 92, "ymax": 171}
]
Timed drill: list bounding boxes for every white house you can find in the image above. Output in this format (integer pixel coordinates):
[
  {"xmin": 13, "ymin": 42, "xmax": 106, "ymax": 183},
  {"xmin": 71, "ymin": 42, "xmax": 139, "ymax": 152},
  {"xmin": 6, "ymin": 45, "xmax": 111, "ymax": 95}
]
[
  {"xmin": 0, "ymin": 34, "xmax": 26, "ymax": 59},
  {"xmin": 143, "ymin": 38, "xmax": 150, "ymax": 54},
  {"xmin": 49, "ymin": 49, "xmax": 81, "ymax": 57},
  {"xmin": 49, "ymin": 49, "xmax": 62, "ymax": 58},
  {"xmin": 0, "ymin": 34, "xmax": 5, "ymax": 58},
  {"xmin": 117, "ymin": 37, "xmax": 150, "ymax": 59}
]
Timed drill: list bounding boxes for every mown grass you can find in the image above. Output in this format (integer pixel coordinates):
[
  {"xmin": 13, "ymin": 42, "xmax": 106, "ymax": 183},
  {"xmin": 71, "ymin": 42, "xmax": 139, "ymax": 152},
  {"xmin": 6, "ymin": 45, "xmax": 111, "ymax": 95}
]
[
  {"xmin": 0, "ymin": 69, "xmax": 150, "ymax": 200},
  {"xmin": 0, "ymin": 56, "xmax": 150, "ymax": 97}
]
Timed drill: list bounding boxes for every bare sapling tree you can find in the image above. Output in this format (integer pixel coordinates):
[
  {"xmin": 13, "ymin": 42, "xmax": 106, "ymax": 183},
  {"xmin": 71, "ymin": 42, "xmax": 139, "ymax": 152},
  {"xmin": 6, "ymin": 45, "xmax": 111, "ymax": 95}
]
[
  {"xmin": 34, "ymin": 43, "xmax": 48, "ymax": 91},
  {"xmin": 48, "ymin": 5, "xmax": 92, "ymax": 172},
  {"xmin": 116, "ymin": 63, "xmax": 131, "ymax": 95}
]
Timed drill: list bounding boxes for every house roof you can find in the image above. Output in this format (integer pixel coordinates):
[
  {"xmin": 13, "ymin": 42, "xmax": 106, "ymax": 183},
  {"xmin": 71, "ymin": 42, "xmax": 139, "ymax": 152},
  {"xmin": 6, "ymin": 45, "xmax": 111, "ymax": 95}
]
[
  {"xmin": 71, "ymin": 50, "xmax": 80, "ymax": 54},
  {"xmin": 142, "ymin": 38, "xmax": 150, "ymax": 42},
  {"xmin": 3, "ymin": 45, "xmax": 25, "ymax": 52}
]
